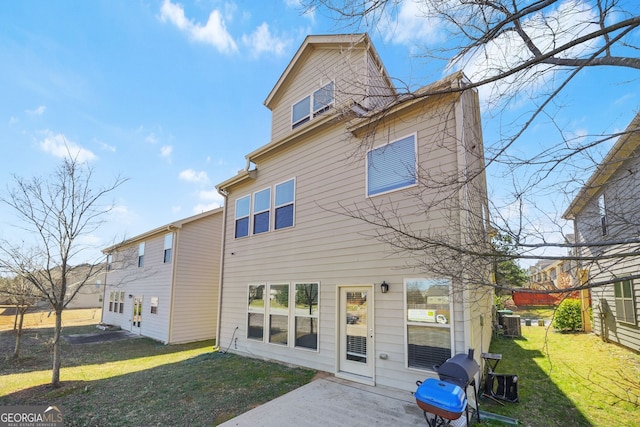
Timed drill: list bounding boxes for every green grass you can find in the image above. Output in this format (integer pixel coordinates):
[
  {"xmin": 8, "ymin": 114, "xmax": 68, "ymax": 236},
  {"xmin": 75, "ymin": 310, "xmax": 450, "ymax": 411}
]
[
  {"xmin": 0, "ymin": 319, "xmax": 315, "ymax": 426},
  {"xmin": 479, "ymin": 309, "xmax": 640, "ymax": 427}
]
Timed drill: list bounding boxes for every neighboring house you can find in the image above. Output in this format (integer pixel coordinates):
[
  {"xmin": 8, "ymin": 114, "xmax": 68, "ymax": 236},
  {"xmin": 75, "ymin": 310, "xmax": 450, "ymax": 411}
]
[
  {"xmin": 64, "ymin": 264, "xmax": 106, "ymax": 309},
  {"xmin": 102, "ymin": 208, "xmax": 223, "ymax": 344},
  {"xmin": 214, "ymin": 34, "xmax": 493, "ymax": 392},
  {"xmin": 563, "ymin": 111, "xmax": 640, "ymax": 353}
]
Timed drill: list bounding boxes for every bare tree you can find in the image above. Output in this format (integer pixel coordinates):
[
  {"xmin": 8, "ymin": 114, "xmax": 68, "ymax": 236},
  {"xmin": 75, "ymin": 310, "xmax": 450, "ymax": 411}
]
[
  {"xmin": 303, "ymin": 0, "xmax": 640, "ymax": 294},
  {"xmin": 0, "ymin": 154, "xmax": 126, "ymax": 387},
  {"xmin": 0, "ymin": 271, "xmax": 43, "ymax": 359}
]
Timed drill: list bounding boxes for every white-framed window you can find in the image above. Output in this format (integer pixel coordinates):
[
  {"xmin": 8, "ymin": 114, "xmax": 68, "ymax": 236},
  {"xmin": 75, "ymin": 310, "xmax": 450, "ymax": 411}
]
[
  {"xmin": 235, "ymin": 195, "xmax": 251, "ymax": 238},
  {"xmin": 150, "ymin": 297, "xmax": 159, "ymax": 315},
  {"xmin": 367, "ymin": 134, "xmax": 417, "ymax": 196},
  {"xmin": 107, "ymin": 253, "xmax": 112, "ymax": 271},
  {"xmin": 268, "ymin": 283, "xmax": 289, "ymax": 345},
  {"xmin": 164, "ymin": 233, "xmax": 173, "ymax": 263},
  {"xmin": 275, "ymin": 179, "xmax": 295, "ymax": 230},
  {"xmin": 292, "ymin": 81, "xmax": 334, "ymax": 129},
  {"xmin": 294, "ymin": 282, "xmax": 319, "ymax": 350},
  {"xmin": 404, "ymin": 278, "xmax": 453, "ymax": 371},
  {"xmin": 614, "ymin": 279, "xmax": 637, "ymax": 324},
  {"xmin": 248, "ymin": 284, "xmax": 266, "ymax": 340},
  {"xmin": 253, "ymin": 188, "xmax": 271, "ymax": 235},
  {"xmin": 138, "ymin": 242, "xmax": 145, "ymax": 267},
  {"xmin": 245, "ymin": 281, "xmax": 320, "ymax": 350},
  {"xmin": 109, "ymin": 291, "xmax": 115, "ymax": 312},
  {"xmin": 119, "ymin": 291, "xmax": 125, "ymax": 314},
  {"xmin": 598, "ymin": 194, "xmax": 607, "ymax": 235}
]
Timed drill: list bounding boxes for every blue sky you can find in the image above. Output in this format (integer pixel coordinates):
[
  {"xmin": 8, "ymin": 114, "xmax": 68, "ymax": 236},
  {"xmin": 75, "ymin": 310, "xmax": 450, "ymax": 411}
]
[{"xmin": 0, "ymin": 0, "xmax": 637, "ymax": 263}]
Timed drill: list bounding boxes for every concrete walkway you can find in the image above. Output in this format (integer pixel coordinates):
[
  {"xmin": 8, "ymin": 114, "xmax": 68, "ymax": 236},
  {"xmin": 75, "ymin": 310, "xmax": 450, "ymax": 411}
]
[
  {"xmin": 219, "ymin": 375, "xmax": 467, "ymax": 427},
  {"xmin": 65, "ymin": 330, "xmax": 140, "ymax": 345}
]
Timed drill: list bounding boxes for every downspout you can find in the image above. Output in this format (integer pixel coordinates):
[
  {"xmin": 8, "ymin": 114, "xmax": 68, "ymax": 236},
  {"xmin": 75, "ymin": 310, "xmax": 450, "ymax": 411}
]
[
  {"xmin": 213, "ymin": 188, "xmax": 229, "ymax": 351},
  {"xmin": 167, "ymin": 225, "xmax": 179, "ymax": 344}
]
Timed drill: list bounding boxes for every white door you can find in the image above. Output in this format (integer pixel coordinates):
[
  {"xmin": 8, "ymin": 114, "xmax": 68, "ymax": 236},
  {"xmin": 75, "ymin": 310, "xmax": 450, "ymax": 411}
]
[
  {"xmin": 131, "ymin": 296, "xmax": 142, "ymax": 334},
  {"xmin": 338, "ymin": 286, "xmax": 374, "ymax": 379}
]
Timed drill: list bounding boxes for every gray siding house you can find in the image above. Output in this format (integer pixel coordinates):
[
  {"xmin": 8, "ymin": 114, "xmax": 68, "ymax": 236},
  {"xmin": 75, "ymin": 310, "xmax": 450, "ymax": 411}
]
[
  {"xmin": 563, "ymin": 111, "xmax": 640, "ymax": 353},
  {"xmin": 102, "ymin": 208, "xmax": 222, "ymax": 344},
  {"xmin": 215, "ymin": 34, "xmax": 493, "ymax": 392}
]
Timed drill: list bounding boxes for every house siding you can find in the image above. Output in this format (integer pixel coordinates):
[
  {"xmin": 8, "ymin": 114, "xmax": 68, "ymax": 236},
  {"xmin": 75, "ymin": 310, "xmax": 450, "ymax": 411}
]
[
  {"xmin": 103, "ymin": 234, "xmax": 174, "ymax": 343},
  {"xmin": 574, "ymin": 149, "xmax": 640, "ymax": 352},
  {"xmin": 169, "ymin": 212, "xmax": 222, "ymax": 344},
  {"xmin": 219, "ymin": 86, "xmax": 491, "ymax": 391},
  {"xmin": 269, "ymin": 45, "xmax": 373, "ymax": 141},
  {"xmin": 565, "ymin": 115, "xmax": 640, "ymax": 352}
]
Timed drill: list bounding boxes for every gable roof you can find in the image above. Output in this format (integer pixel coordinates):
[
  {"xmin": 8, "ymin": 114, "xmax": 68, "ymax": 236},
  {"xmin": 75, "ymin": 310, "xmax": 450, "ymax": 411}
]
[
  {"xmin": 103, "ymin": 207, "xmax": 223, "ymax": 253},
  {"xmin": 563, "ymin": 111, "xmax": 640, "ymax": 219},
  {"xmin": 263, "ymin": 33, "xmax": 393, "ymax": 110}
]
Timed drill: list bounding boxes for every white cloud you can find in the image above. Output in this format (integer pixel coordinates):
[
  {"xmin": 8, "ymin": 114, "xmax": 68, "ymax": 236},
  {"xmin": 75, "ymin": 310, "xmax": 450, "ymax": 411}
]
[
  {"xmin": 160, "ymin": 145, "xmax": 173, "ymax": 157},
  {"xmin": 9, "ymin": 116, "xmax": 18, "ymax": 125},
  {"xmin": 96, "ymin": 138, "xmax": 116, "ymax": 152},
  {"xmin": 26, "ymin": 105, "xmax": 46, "ymax": 115},
  {"xmin": 179, "ymin": 168, "xmax": 209, "ymax": 183},
  {"xmin": 160, "ymin": 0, "xmax": 237, "ymax": 54},
  {"xmin": 242, "ymin": 23, "xmax": 290, "ymax": 58},
  {"xmin": 382, "ymin": 0, "xmax": 443, "ymax": 46},
  {"xmin": 198, "ymin": 189, "xmax": 219, "ymax": 201},
  {"xmin": 284, "ymin": 0, "xmax": 315, "ymax": 22},
  {"xmin": 146, "ymin": 133, "xmax": 158, "ymax": 144},
  {"xmin": 39, "ymin": 131, "xmax": 97, "ymax": 162}
]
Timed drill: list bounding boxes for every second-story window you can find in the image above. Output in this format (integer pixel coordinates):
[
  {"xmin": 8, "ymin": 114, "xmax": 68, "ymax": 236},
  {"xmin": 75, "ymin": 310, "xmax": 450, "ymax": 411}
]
[
  {"xmin": 598, "ymin": 194, "xmax": 607, "ymax": 235},
  {"xmin": 253, "ymin": 188, "xmax": 271, "ymax": 234},
  {"xmin": 275, "ymin": 179, "xmax": 295, "ymax": 230},
  {"xmin": 235, "ymin": 195, "xmax": 250, "ymax": 238},
  {"xmin": 292, "ymin": 81, "xmax": 334, "ymax": 129},
  {"xmin": 164, "ymin": 233, "xmax": 173, "ymax": 263},
  {"xmin": 138, "ymin": 242, "xmax": 145, "ymax": 268}
]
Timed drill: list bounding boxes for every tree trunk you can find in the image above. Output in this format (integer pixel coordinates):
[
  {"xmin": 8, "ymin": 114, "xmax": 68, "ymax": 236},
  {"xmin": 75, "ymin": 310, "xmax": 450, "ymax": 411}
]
[
  {"xmin": 12, "ymin": 306, "xmax": 27, "ymax": 359},
  {"xmin": 51, "ymin": 306, "xmax": 63, "ymax": 387}
]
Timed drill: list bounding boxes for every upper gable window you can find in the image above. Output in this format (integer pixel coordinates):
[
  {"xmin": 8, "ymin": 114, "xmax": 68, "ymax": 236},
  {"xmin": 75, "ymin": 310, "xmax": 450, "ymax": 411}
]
[
  {"xmin": 367, "ymin": 134, "xmax": 417, "ymax": 196},
  {"xmin": 292, "ymin": 82, "xmax": 334, "ymax": 129}
]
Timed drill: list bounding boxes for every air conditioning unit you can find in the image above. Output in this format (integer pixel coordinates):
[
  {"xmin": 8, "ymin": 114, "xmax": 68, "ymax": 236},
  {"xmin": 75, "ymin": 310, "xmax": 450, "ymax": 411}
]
[{"xmin": 502, "ymin": 315, "xmax": 521, "ymax": 337}]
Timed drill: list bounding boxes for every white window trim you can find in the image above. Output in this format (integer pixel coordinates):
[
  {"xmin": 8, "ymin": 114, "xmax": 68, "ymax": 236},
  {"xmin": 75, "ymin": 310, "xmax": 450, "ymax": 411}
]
[
  {"xmin": 291, "ymin": 81, "xmax": 335, "ymax": 129},
  {"xmin": 366, "ymin": 133, "xmax": 418, "ymax": 198},
  {"xmin": 266, "ymin": 282, "xmax": 290, "ymax": 347},
  {"xmin": 403, "ymin": 277, "xmax": 455, "ymax": 372},
  {"xmin": 252, "ymin": 187, "xmax": 272, "ymax": 235},
  {"xmin": 614, "ymin": 279, "xmax": 637, "ymax": 325},
  {"xmin": 235, "ymin": 195, "xmax": 251, "ymax": 239},
  {"xmin": 274, "ymin": 177, "xmax": 296, "ymax": 230},
  {"xmin": 245, "ymin": 281, "xmax": 320, "ymax": 352},
  {"xmin": 293, "ymin": 282, "xmax": 320, "ymax": 352},
  {"xmin": 247, "ymin": 283, "xmax": 267, "ymax": 341},
  {"xmin": 163, "ymin": 233, "xmax": 173, "ymax": 263}
]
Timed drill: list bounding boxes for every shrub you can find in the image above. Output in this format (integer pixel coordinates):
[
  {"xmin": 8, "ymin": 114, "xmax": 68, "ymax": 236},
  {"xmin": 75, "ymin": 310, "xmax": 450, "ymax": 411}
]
[{"xmin": 553, "ymin": 299, "xmax": 582, "ymax": 332}]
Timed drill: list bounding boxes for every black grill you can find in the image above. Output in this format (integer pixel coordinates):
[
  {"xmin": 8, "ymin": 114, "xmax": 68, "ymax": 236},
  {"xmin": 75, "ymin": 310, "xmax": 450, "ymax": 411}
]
[
  {"xmin": 435, "ymin": 349, "xmax": 480, "ymax": 425},
  {"xmin": 437, "ymin": 348, "xmax": 480, "ymax": 389}
]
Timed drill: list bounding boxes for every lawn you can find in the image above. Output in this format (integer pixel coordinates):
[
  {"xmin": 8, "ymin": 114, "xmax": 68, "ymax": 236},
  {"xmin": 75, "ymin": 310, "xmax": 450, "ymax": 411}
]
[
  {"xmin": 2, "ymin": 307, "xmax": 639, "ymax": 426},
  {"xmin": 479, "ymin": 313, "xmax": 640, "ymax": 427},
  {"xmin": 0, "ymin": 308, "xmax": 315, "ymax": 426}
]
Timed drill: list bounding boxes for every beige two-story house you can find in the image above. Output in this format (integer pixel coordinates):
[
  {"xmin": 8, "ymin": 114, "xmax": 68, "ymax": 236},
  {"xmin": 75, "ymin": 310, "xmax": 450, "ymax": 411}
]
[
  {"xmin": 102, "ymin": 208, "xmax": 222, "ymax": 344},
  {"xmin": 215, "ymin": 34, "xmax": 493, "ymax": 392}
]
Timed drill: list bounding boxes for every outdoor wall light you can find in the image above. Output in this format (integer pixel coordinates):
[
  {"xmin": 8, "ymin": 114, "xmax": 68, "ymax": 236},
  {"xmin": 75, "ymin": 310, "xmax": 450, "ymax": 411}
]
[
  {"xmin": 380, "ymin": 281, "xmax": 389, "ymax": 293},
  {"xmin": 128, "ymin": 294, "xmax": 133, "ymax": 299}
]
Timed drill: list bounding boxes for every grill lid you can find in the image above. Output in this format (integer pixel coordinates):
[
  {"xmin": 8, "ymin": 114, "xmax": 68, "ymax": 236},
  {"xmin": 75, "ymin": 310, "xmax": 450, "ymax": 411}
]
[{"xmin": 437, "ymin": 349, "xmax": 480, "ymax": 388}]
